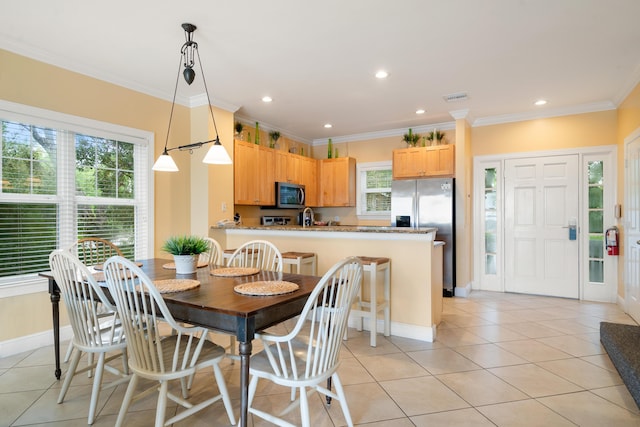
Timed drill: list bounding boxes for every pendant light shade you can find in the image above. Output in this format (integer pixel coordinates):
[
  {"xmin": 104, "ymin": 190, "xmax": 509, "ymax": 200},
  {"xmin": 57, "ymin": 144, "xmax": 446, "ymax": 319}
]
[
  {"xmin": 153, "ymin": 23, "xmax": 232, "ymax": 173},
  {"xmin": 152, "ymin": 152, "xmax": 179, "ymax": 172},
  {"xmin": 203, "ymin": 140, "xmax": 232, "ymax": 164}
]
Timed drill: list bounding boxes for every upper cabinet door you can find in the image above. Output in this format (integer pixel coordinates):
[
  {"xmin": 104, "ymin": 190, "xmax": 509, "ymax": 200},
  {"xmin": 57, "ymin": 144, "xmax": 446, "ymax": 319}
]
[
  {"xmin": 319, "ymin": 157, "xmax": 356, "ymax": 207},
  {"xmin": 234, "ymin": 140, "xmax": 275, "ymax": 206},
  {"xmin": 392, "ymin": 145, "xmax": 455, "ymax": 179}
]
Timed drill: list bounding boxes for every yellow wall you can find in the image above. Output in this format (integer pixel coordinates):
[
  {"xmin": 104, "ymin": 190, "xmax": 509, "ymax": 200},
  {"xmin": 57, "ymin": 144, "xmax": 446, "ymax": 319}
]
[
  {"xmin": 471, "ymin": 111, "xmax": 618, "ymax": 156},
  {"xmin": 0, "ymin": 49, "xmax": 234, "ymax": 342}
]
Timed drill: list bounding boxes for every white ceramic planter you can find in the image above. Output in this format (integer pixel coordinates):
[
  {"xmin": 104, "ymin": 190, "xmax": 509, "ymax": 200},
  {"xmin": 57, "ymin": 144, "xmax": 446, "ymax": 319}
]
[{"xmin": 173, "ymin": 254, "xmax": 197, "ymax": 274}]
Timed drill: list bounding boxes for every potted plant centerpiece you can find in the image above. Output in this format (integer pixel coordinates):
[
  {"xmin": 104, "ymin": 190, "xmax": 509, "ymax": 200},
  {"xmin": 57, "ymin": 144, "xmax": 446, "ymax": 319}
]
[
  {"xmin": 402, "ymin": 128, "xmax": 421, "ymax": 147},
  {"xmin": 162, "ymin": 235, "xmax": 209, "ymax": 274}
]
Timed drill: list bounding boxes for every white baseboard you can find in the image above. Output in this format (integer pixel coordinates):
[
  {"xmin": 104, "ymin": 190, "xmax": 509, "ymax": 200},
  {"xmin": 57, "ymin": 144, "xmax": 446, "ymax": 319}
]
[
  {"xmin": 347, "ymin": 317, "xmax": 435, "ymax": 342},
  {"xmin": 618, "ymin": 294, "xmax": 627, "ymax": 312},
  {"xmin": 0, "ymin": 326, "xmax": 73, "ymax": 358},
  {"xmin": 455, "ymin": 282, "xmax": 472, "ymax": 298}
]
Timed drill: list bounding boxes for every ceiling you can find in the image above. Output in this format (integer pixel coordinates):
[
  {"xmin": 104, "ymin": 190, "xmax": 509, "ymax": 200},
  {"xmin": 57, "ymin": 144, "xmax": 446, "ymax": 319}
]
[{"xmin": 2, "ymin": 1, "xmax": 640, "ymax": 144}]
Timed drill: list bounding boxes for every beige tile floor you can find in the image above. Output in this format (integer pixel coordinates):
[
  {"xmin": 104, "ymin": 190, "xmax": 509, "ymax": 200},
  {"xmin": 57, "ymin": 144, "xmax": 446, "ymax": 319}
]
[{"xmin": 2, "ymin": 290, "xmax": 640, "ymax": 426}]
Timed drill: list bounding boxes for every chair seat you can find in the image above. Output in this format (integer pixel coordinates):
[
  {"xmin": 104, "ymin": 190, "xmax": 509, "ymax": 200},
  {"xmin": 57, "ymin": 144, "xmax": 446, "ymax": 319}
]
[
  {"xmin": 251, "ymin": 337, "xmax": 334, "ymax": 387},
  {"xmin": 281, "ymin": 251, "xmax": 317, "ymax": 275},
  {"xmin": 129, "ymin": 334, "xmax": 227, "ymax": 381},
  {"xmin": 357, "ymin": 256, "xmax": 390, "ymax": 266}
]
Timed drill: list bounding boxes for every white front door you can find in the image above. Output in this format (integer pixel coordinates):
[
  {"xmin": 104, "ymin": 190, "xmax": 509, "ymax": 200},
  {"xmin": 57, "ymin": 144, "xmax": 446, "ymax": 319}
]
[
  {"xmin": 625, "ymin": 136, "xmax": 640, "ymax": 322},
  {"xmin": 505, "ymin": 155, "xmax": 579, "ymax": 298}
]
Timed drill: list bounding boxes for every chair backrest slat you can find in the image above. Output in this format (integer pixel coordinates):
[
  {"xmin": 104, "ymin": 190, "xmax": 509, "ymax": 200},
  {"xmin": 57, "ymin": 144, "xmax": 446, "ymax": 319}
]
[
  {"xmin": 69, "ymin": 237, "xmax": 124, "ymax": 266},
  {"xmin": 263, "ymin": 257, "xmax": 362, "ymax": 382},
  {"xmin": 227, "ymin": 240, "xmax": 283, "ymax": 272},
  {"xmin": 49, "ymin": 250, "xmax": 120, "ymax": 349},
  {"xmin": 103, "ymin": 256, "xmax": 206, "ymax": 376}
]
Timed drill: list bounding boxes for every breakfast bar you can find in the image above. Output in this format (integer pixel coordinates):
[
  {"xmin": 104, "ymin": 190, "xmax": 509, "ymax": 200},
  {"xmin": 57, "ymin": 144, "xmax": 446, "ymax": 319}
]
[{"xmin": 210, "ymin": 224, "xmax": 443, "ymax": 342}]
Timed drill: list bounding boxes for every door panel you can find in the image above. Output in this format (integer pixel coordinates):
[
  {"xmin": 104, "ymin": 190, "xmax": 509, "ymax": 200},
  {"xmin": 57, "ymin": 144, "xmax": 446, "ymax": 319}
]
[
  {"xmin": 626, "ymin": 137, "xmax": 640, "ymax": 321},
  {"xmin": 505, "ymin": 155, "xmax": 579, "ymax": 298}
]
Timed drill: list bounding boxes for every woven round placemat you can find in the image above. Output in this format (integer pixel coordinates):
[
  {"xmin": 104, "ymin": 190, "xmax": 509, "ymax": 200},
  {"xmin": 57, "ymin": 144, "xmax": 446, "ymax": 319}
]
[
  {"xmin": 153, "ymin": 279, "xmax": 200, "ymax": 293},
  {"xmin": 234, "ymin": 280, "xmax": 299, "ymax": 296},
  {"xmin": 163, "ymin": 260, "xmax": 208, "ymax": 270},
  {"xmin": 211, "ymin": 267, "xmax": 260, "ymax": 277}
]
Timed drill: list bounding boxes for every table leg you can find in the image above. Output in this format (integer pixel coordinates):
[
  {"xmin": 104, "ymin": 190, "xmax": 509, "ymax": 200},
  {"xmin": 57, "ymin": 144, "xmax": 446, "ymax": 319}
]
[
  {"xmin": 239, "ymin": 340, "xmax": 252, "ymax": 427},
  {"xmin": 50, "ymin": 290, "xmax": 61, "ymax": 380}
]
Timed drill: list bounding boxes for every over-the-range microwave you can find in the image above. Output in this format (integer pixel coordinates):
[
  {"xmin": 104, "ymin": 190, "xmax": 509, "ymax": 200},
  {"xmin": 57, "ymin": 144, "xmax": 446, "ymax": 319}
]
[{"xmin": 274, "ymin": 182, "xmax": 305, "ymax": 208}]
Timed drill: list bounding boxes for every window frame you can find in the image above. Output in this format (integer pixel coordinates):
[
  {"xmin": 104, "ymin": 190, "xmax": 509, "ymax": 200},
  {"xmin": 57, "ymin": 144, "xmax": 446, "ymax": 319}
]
[
  {"xmin": 0, "ymin": 99, "xmax": 155, "ymax": 297},
  {"xmin": 356, "ymin": 161, "xmax": 392, "ymax": 220}
]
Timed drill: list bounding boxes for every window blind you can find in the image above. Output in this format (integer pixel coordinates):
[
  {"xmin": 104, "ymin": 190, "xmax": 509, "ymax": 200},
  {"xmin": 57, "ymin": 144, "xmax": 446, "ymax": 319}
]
[{"xmin": 0, "ymin": 103, "xmax": 150, "ymax": 281}]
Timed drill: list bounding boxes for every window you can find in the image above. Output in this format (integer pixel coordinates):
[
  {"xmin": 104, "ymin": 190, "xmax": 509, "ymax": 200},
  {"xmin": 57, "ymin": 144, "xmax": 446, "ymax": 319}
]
[
  {"xmin": 356, "ymin": 161, "xmax": 392, "ymax": 218},
  {"xmin": 0, "ymin": 101, "xmax": 152, "ymax": 288},
  {"xmin": 587, "ymin": 160, "xmax": 604, "ymax": 283},
  {"xmin": 483, "ymin": 167, "xmax": 498, "ymax": 275}
]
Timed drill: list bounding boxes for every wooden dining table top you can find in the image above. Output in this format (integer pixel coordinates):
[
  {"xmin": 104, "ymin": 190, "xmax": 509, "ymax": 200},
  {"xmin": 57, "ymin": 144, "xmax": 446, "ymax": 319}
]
[{"xmin": 98, "ymin": 258, "xmax": 320, "ymax": 338}]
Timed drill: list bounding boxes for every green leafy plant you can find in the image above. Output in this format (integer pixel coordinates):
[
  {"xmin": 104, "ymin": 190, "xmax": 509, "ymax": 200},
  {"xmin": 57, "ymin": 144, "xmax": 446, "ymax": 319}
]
[
  {"xmin": 162, "ymin": 235, "xmax": 209, "ymax": 256},
  {"xmin": 425, "ymin": 129, "xmax": 446, "ymax": 144},
  {"xmin": 268, "ymin": 130, "xmax": 281, "ymax": 142},
  {"xmin": 234, "ymin": 121, "xmax": 244, "ymax": 134},
  {"xmin": 402, "ymin": 128, "xmax": 421, "ymax": 147}
]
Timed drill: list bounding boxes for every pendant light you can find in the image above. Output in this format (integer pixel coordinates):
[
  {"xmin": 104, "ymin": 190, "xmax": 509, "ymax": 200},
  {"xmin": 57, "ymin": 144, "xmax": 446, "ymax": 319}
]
[{"xmin": 152, "ymin": 23, "xmax": 232, "ymax": 172}]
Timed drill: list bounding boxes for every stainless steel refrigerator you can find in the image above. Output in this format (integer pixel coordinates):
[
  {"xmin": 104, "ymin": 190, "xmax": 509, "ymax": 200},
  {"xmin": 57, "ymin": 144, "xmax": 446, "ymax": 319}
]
[{"xmin": 391, "ymin": 178, "xmax": 456, "ymax": 296}]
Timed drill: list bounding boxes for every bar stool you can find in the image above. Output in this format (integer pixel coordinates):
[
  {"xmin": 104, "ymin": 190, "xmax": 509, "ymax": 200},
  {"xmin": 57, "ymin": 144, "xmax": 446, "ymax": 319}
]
[
  {"xmin": 222, "ymin": 247, "xmax": 258, "ymax": 265},
  {"xmin": 349, "ymin": 256, "xmax": 391, "ymax": 347},
  {"xmin": 281, "ymin": 251, "xmax": 317, "ymax": 275}
]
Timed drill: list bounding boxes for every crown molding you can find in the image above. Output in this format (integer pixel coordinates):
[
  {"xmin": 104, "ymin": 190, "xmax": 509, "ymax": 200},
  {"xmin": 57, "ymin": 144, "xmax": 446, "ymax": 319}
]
[
  {"xmin": 472, "ymin": 101, "xmax": 617, "ymax": 127},
  {"xmin": 310, "ymin": 122, "xmax": 456, "ymax": 146},
  {"xmin": 449, "ymin": 109, "xmax": 471, "ymax": 121},
  {"xmin": 613, "ymin": 63, "xmax": 640, "ymax": 106},
  {"xmin": 189, "ymin": 93, "xmax": 240, "ymax": 113},
  {"xmin": 234, "ymin": 115, "xmax": 312, "ymax": 144}
]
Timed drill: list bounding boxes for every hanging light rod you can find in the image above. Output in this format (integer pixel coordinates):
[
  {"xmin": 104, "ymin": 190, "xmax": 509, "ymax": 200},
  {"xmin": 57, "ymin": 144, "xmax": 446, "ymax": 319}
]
[{"xmin": 153, "ymin": 23, "xmax": 232, "ymax": 172}]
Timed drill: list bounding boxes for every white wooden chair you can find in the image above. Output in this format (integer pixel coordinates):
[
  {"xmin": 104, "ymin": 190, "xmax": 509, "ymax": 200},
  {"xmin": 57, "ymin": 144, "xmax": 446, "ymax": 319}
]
[
  {"xmin": 63, "ymin": 237, "xmax": 124, "ymax": 364},
  {"xmin": 226, "ymin": 239, "xmax": 283, "ymax": 272},
  {"xmin": 69, "ymin": 237, "xmax": 124, "ymax": 266},
  {"xmin": 200, "ymin": 236, "xmax": 223, "ymax": 268},
  {"xmin": 247, "ymin": 256, "xmax": 363, "ymax": 427},
  {"xmin": 103, "ymin": 256, "xmax": 235, "ymax": 427},
  {"xmin": 48, "ymin": 250, "xmax": 130, "ymax": 425},
  {"xmin": 225, "ymin": 239, "xmax": 284, "ymax": 358}
]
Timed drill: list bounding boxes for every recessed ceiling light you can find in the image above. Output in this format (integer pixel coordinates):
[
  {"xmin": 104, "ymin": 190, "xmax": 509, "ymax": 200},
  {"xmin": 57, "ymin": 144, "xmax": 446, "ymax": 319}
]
[
  {"xmin": 262, "ymin": 96, "xmax": 273, "ymax": 103},
  {"xmin": 324, "ymin": 123, "xmax": 333, "ymax": 128},
  {"xmin": 534, "ymin": 99, "xmax": 547, "ymax": 106},
  {"xmin": 375, "ymin": 70, "xmax": 389, "ymax": 79},
  {"xmin": 416, "ymin": 109, "xmax": 425, "ymax": 115}
]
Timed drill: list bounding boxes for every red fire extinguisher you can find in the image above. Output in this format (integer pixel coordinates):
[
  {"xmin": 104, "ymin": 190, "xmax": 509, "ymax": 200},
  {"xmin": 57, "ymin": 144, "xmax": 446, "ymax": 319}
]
[{"xmin": 606, "ymin": 226, "xmax": 619, "ymax": 256}]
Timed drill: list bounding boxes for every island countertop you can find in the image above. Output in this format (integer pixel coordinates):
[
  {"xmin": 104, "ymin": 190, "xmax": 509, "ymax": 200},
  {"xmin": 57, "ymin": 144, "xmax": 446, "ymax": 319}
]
[{"xmin": 211, "ymin": 224, "xmax": 437, "ymax": 234}]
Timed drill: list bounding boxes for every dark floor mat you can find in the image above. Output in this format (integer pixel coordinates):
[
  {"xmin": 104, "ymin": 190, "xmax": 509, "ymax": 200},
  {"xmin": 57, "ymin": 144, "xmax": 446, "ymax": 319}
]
[{"xmin": 600, "ymin": 321, "xmax": 640, "ymax": 409}]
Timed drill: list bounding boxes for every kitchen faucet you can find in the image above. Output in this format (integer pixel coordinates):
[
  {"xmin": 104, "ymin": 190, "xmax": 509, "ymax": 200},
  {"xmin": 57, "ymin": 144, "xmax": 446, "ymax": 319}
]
[{"xmin": 302, "ymin": 207, "xmax": 314, "ymax": 227}]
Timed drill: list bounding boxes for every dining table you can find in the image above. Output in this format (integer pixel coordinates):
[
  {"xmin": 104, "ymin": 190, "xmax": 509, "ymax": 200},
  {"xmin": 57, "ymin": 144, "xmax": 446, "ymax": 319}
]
[{"xmin": 42, "ymin": 257, "xmax": 321, "ymax": 427}]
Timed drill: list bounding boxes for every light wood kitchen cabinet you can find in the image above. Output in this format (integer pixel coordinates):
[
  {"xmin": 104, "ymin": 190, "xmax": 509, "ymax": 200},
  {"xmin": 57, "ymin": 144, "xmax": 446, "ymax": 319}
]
[
  {"xmin": 392, "ymin": 144, "xmax": 455, "ymax": 179},
  {"xmin": 319, "ymin": 157, "xmax": 356, "ymax": 207},
  {"xmin": 298, "ymin": 156, "xmax": 318, "ymax": 206},
  {"xmin": 234, "ymin": 140, "xmax": 275, "ymax": 205},
  {"xmin": 274, "ymin": 150, "xmax": 300, "ymax": 184}
]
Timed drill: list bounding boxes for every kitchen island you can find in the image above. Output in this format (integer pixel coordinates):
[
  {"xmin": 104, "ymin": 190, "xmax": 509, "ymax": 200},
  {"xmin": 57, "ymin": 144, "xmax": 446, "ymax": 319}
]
[{"xmin": 210, "ymin": 224, "xmax": 443, "ymax": 342}]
